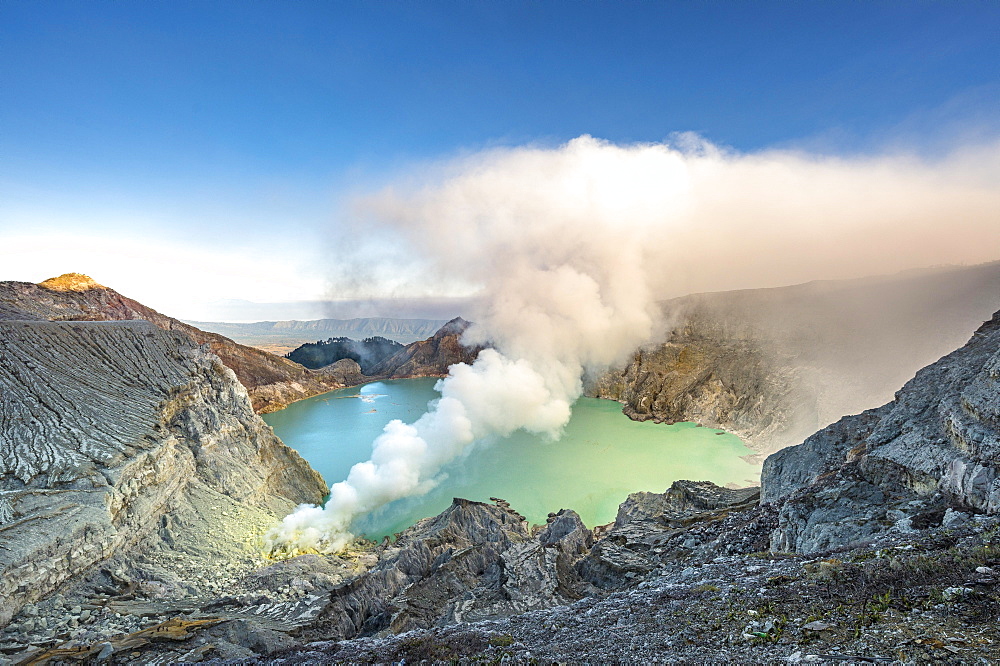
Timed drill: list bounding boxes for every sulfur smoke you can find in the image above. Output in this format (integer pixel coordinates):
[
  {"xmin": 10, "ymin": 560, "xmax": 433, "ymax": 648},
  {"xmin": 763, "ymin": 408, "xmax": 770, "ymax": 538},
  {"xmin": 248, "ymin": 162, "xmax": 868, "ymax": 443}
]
[{"xmin": 268, "ymin": 134, "xmax": 1000, "ymax": 553}]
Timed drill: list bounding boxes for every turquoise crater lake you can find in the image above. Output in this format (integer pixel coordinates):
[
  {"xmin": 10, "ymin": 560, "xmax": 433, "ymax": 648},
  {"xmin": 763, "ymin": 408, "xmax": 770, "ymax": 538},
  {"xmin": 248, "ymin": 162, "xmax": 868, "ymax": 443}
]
[{"xmin": 263, "ymin": 378, "xmax": 761, "ymax": 539}]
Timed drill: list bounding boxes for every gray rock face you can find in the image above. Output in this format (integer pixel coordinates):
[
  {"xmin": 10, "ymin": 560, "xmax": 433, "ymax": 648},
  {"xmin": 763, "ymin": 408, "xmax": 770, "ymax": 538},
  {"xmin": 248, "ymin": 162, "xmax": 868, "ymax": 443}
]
[
  {"xmin": 0, "ymin": 320, "xmax": 326, "ymax": 627},
  {"xmin": 317, "ymin": 357, "xmax": 365, "ymax": 386},
  {"xmin": 590, "ymin": 262, "xmax": 1000, "ymax": 452},
  {"xmin": 762, "ymin": 309, "xmax": 1000, "ymax": 553},
  {"xmin": 577, "ymin": 481, "xmax": 765, "ymax": 589}
]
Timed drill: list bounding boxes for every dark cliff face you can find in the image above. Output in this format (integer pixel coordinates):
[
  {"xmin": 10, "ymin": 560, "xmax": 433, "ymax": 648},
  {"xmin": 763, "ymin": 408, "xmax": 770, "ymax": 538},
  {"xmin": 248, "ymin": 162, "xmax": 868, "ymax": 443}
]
[
  {"xmin": 762, "ymin": 309, "xmax": 1000, "ymax": 553},
  {"xmin": 368, "ymin": 317, "xmax": 483, "ymax": 378},
  {"xmin": 0, "ymin": 276, "xmax": 345, "ymax": 412},
  {"xmin": 590, "ymin": 262, "xmax": 1000, "ymax": 453},
  {"xmin": 285, "ymin": 336, "xmax": 403, "ymax": 373}
]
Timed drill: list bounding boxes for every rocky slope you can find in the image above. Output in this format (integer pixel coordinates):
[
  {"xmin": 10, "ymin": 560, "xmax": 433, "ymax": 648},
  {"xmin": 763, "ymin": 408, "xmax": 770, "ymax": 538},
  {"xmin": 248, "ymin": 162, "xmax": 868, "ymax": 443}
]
[
  {"xmin": 0, "ymin": 319, "xmax": 327, "ymax": 631},
  {"xmin": 35, "ymin": 474, "xmax": 1000, "ymax": 663},
  {"xmin": 591, "ymin": 261, "xmax": 1000, "ymax": 452},
  {"xmin": 0, "ymin": 274, "xmax": 346, "ymax": 412},
  {"xmin": 762, "ymin": 307, "xmax": 1000, "ymax": 554},
  {"xmin": 368, "ymin": 317, "xmax": 482, "ymax": 378}
]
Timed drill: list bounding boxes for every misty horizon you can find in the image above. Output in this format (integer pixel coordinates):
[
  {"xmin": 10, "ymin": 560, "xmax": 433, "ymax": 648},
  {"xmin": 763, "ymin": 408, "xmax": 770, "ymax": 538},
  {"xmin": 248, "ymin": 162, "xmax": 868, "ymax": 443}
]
[{"xmin": 178, "ymin": 259, "xmax": 1000, "ymax": 325}]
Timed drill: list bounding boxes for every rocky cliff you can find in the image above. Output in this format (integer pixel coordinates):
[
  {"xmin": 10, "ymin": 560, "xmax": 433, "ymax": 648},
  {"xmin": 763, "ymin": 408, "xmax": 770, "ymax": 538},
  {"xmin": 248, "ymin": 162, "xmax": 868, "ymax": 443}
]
[
  {"xmin": 0, "ymin": 274, "xmax": 346, "ymax": 412},
  {"xmin": 762, "ymin": 308, "xmax": 1000, "ymax": 553},
  {"xmin": 368, "ymin": 317, "xmax": 482, "ymax": 378},
  {"xmin": 0, "ymin": 319, "xmax": 326, "ymax": 628},
  {"xmin": 295, "ymin": 498, "xmax": 594, "ymax": 642},
  {"xmin": 591, "ymin": 262, "xmax": 1000, "ymax": 452}
]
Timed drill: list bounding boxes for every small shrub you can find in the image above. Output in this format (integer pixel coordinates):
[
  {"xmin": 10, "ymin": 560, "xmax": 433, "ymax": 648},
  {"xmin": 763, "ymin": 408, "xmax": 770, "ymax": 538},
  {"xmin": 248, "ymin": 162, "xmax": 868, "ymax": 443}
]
[{"xmin": 693, "ymin": 583, "xmax": 721, "ymax": 593}]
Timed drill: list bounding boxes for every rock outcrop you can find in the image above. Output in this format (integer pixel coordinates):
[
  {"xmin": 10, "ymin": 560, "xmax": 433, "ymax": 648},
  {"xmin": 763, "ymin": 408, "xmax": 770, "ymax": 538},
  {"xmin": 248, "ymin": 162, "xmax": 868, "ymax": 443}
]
[
  {"xmin": 296, "ymin": 498, "xmax": 593, "ymax": 642},
  {"xmin": 369, "ymin": 317, "xmax": 482, "ymax": 378},
  {"xmin": 762, "ymin": 309, "xmax": 1000, "ymax": 553},
  {"xmin": 294, "ymin": 481, "xmax": 762, "ymax": 644},
  {"xmin": 591, "ymin": 262, "xmax": 1000, "ymax": 452},
  {"xmin": 316, "ymin": 357, "xmax": 365, "ymax": 386},
  {"xmin": 0, "ymin": 319, "xmax": 326, "ymax": 627},
  {"xmin": 0, "ymin": 274, "xmax": 346, "ymax": 412},
  {"xmin": 589, "ymin": 333, "xmax": 807, "ymax": 452}
]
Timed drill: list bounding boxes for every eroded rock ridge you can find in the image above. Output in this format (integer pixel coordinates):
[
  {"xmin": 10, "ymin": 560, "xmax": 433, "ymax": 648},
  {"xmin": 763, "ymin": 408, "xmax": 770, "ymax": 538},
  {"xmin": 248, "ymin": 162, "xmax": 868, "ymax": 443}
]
[
  {"xmin": 0, "ymin": 320, "xmax": 326, "ymax": 627},
  {"xmin": 0, "ymin": 275, "xmax": 345, "ymax": 412},
  {"xmin": 763, "ymin": 308, "xmax": 1000, "ymax": 553},
  {"xmin": 369, "ymin": 317, "xmax": 483, "ymax": 378}
]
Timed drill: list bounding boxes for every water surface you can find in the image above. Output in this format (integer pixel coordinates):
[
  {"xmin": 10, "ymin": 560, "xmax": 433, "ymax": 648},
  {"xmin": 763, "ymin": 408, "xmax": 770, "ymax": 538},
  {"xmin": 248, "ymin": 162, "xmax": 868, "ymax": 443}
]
[{"xmin": 264, "ymin": 378, "xmax": 760, "ymax": 539}]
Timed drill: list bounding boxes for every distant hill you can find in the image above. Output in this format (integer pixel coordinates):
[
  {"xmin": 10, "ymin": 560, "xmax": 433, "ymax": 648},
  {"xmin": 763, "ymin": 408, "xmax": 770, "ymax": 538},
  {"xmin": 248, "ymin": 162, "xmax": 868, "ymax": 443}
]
[{"xmin": 186, "ymin": 317, "xmax": 450, "ymax": 349}]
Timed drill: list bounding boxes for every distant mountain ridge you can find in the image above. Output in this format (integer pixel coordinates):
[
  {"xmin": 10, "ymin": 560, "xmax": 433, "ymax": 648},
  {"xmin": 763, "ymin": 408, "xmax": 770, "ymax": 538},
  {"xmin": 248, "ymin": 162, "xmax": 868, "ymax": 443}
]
[{"xmin": 186, "ymin": 317, "xmax": 450, "ymax": 346}]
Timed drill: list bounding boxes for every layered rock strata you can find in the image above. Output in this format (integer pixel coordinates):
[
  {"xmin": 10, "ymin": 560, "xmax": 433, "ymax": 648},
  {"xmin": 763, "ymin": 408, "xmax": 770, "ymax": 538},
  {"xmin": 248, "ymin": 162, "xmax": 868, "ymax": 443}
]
[
  {"xmin": 0, "ymin": 320, "xmax": 326, "ymax": 627},
  {"xmin": 0, "ymin": 275, "xmax": 345, "ymax": 412}
]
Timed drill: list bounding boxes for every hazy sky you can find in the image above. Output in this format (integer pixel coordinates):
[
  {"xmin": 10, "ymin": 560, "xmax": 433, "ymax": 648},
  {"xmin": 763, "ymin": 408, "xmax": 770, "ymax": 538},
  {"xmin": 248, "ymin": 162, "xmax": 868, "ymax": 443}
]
[{"xmin": 2, "ymin": 1, "xmax": 998, "ymax": 320}]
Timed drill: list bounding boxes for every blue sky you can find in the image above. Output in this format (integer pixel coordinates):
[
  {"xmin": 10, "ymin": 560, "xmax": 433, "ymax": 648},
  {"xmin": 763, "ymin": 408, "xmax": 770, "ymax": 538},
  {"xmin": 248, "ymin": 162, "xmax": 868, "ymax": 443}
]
[{"xmin": 2, "ymin": 1, "xmax": 999, "ymax": 319}]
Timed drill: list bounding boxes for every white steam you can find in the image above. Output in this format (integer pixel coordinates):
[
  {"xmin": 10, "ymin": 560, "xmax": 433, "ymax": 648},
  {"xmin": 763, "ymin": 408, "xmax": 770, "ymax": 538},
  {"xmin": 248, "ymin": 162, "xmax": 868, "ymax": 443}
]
[{"xmin": 268, "ymin": 134, "xmax": 1000, "ymax": 553}]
